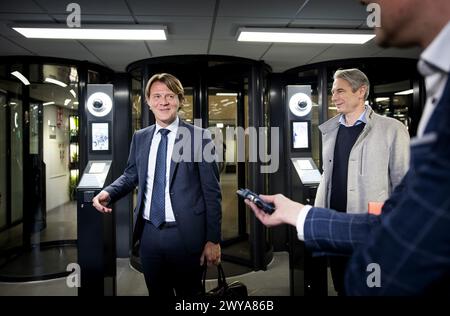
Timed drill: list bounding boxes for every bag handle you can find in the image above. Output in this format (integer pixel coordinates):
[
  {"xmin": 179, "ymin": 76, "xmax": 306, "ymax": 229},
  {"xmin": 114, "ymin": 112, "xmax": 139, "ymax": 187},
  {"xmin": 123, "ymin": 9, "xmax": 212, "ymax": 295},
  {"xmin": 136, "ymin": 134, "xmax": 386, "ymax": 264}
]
[
  {"xmin": 202, "ymin": 263, "xmax": 228, "ymax": 294},
  {"xmin": 216, "ymin": 263, "xmax": 227, "ymax": 287}
]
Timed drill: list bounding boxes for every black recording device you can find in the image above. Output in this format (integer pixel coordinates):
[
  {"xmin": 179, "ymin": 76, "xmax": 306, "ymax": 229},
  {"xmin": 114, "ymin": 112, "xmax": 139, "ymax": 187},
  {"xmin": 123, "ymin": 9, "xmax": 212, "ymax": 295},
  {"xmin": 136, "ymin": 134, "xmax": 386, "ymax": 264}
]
[{"xmin": 236, "ymin": 188, "xmax": 275, "ymax": 214}]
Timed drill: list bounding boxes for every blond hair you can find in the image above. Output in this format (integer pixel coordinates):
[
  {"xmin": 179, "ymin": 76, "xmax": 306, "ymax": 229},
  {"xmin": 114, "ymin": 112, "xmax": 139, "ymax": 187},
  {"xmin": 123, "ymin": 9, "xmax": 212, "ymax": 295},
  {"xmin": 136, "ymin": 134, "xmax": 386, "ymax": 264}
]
[{"xmin": 145, "ymin": 73, "xmax": 185, "ymax": 105}]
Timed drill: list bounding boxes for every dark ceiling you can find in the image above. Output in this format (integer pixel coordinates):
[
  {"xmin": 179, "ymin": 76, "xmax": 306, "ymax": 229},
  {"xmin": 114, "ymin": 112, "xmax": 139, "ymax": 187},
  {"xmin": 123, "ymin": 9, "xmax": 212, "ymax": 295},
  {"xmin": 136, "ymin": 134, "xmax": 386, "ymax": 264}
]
[{"xmin": 0, "ymin": 0, "xmax": 421, "ymax": 72}]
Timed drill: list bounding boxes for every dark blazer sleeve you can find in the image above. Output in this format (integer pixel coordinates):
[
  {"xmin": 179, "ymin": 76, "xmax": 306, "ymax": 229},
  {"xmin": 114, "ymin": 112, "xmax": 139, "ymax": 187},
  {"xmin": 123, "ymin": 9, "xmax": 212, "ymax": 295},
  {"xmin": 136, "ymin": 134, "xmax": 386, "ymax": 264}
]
[
  {"xmin": 345, "ymin": 130, "xmax": 450, "ymax": 295},
  {"xmin": 304, "ymin": 207, "xmax": 381, "ymax": 256},
  {"xmin": 104, "ymin": 132, "xmax": 139, "ymax": 202},
  {"xmin": 198, "ymin": 130, "xmax": 222, "ymax": 244}
]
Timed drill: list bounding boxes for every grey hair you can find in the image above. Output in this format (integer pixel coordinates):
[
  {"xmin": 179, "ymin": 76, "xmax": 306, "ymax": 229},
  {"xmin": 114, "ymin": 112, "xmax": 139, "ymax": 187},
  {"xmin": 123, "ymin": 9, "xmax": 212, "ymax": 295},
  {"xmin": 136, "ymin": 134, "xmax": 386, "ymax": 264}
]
[{"xmin": 334, "ymin": 68, "xmax": 370, "ymax": 100}]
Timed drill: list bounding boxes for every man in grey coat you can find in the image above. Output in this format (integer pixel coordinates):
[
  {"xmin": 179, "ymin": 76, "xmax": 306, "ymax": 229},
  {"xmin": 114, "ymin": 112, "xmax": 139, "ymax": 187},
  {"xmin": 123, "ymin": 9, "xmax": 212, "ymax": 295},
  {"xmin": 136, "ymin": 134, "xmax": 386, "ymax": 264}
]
[{"xmin": 315, "ymin": 68, "xmax": 410, "ymax": 295}]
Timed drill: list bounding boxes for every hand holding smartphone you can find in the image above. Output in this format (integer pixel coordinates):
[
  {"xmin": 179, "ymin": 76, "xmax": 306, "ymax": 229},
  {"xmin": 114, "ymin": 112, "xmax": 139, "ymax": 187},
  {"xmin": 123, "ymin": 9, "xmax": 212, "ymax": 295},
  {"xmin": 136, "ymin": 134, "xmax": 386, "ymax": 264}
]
[{"xmin": 236, "ymin": 188, "xmax": 275, "ymax": 214}]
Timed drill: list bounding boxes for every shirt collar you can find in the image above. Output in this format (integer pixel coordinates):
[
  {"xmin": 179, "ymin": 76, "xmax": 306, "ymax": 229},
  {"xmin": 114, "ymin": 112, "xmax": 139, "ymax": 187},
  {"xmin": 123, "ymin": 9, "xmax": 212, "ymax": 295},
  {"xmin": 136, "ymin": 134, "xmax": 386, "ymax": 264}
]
[
  {"xmin": 339, "ymin": 106, "xmax": 367, "ymax": 126},
  {"xmin": 418, "ymin": 21, "xmax": 450, "ymax": 76},
  {"xmin": 155, "ymin": 116, "xmax": 179, "ymax": 135}
]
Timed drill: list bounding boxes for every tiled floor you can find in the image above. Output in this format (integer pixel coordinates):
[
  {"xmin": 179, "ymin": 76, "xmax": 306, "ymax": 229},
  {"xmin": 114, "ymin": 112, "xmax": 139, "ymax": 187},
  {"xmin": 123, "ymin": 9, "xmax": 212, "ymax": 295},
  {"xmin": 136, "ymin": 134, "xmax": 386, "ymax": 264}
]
[
  {"xmin": 0, "ymin": 171, "xmax": 338, "ymax": 296},
  {"xmin": 0, "ymin": 252, "xmax": 291, "ymax": 296}
]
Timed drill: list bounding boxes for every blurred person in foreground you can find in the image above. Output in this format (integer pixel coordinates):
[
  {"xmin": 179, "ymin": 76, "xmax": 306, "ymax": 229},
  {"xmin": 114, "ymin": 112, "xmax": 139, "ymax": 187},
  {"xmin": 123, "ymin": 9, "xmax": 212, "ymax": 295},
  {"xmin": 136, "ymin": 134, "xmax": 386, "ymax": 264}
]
[{"xmin": 247, "ymin": 0, "xmax": 450, "ymax": 295}]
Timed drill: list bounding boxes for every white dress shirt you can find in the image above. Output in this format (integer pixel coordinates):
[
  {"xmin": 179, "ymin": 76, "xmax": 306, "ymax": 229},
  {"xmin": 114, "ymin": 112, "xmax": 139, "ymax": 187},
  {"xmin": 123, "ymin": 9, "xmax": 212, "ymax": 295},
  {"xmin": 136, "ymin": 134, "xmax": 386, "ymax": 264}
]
[
  {"xmin": 142, "ymin": 116, "xmax": 179, "ymax": 222},
  {"xmin": 295, "ymin": 21, "xmax": 450, "ymax": 241},
  {"xmin": 416, "ymin": 21, "xmax": 450, "ymax": 137}
]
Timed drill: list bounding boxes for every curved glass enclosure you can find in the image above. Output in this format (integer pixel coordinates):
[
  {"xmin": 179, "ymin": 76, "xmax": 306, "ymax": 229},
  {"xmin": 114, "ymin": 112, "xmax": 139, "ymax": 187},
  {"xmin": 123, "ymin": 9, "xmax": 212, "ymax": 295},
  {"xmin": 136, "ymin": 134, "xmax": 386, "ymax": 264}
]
[
  {"xmin": 268, "ymin": 58, "xmax": 423, "ymax": 252},
  {"xmin": 0, "ymin": 57, "xmax": 113, "ymax": 281},
  {"xmin": 267, "ymin": 57, "xmax": 424, "ymax": 295},
  {"xmin": 281, "ymin": 57, "xmax": 423, "ymax": 171},
  {"xmin": 127, "ymin": 55, "xmax": 273, "ymax": 271}
]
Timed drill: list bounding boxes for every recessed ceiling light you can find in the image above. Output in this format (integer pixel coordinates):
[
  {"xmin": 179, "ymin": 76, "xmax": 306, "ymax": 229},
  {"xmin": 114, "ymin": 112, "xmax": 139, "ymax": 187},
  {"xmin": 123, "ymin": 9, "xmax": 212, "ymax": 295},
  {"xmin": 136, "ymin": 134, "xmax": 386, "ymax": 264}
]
[
  {"xmin": 237, "ymin": 28, "xmax": 375, "ymax": 44},
  {"xmin": 12, "ymin": 25, "xmax": 167, "ymax": 40}
]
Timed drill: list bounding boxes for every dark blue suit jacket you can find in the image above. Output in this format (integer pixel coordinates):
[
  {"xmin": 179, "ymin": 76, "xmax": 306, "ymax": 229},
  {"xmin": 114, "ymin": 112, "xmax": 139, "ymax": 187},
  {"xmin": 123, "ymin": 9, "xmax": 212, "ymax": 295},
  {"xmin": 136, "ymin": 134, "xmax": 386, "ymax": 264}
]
[
  {"xmin": 104, "ymin": 119, "xmax": 222, "ymax": 254},
  {"xmin": 304, "ymin": 75, "xmax": 450, "ymax": 295}
]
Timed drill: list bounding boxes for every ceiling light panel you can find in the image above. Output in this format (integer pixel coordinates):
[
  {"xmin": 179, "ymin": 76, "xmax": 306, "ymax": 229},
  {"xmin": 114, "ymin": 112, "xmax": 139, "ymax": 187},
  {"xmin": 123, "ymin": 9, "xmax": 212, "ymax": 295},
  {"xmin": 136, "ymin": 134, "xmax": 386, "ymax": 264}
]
[
  {"xmin": 12, "ymin": 26, "xmax": 167, "ymax": 40},
  {"xmin": 237, "ymin": 28, "xmax": 375, "ymax": 44}
]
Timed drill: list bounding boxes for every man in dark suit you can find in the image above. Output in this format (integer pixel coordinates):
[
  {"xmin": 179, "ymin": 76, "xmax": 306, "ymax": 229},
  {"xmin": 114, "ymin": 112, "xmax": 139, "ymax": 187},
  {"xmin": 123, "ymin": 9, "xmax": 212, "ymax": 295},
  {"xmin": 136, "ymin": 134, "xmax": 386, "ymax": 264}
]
[
  {"xmin": 247, "ymin": 0, "xmax": 450, "ymax": 295},
  {"xmin": 93, "ymin": 73, "xmax": 222, "ymax": 296}
]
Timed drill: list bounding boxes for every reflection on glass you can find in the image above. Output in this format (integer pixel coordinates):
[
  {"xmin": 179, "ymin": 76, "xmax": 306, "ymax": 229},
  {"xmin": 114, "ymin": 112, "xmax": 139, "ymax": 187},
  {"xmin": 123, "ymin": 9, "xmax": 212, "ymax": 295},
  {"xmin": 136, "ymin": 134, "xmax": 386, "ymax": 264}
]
[
  {"xmin": 0, "ymin": 70, "xmax": 24, "ymax": 250},
  {"xmin": 208, "ymin": 88, "xmax": 238, "ymax": 240},
  {"xmin": 10, "ymin": 101, "xmax": 23, "ymax": 223},
  {"xmin": 373, "ymin": 80, "xmax": 412, "ymax": 130},
  {"xmin": 179, "ymin": 87, "xmax": 194, "ymax": 123},
  {"xmin": 30, "ymin": 103, "xmax": 39, "ymax": 154},
  {"xmin": 0, "ymin": 93, "xmax": 7, "ymax": 229},
  {"xmin": 33, "ymin": 64, "xmax": 79, "ymax": 240},
  {"xmin": 69, "ymin": 144, "xmax": 79, "ymax": 164},
  {"xmin": 69, "ymin": 115, "xmax": 79, "ymax": 138},
  {"xmin": 69, "ymin": 136, "xmax": 79, "ymax": 200},
  {"xmin": 0, "ymin": 61, "xmax": 116, "ymax": 281},
  {"xmin": 88, "ymin": 70, "xmax": 100, "ymax": 84},
  {"xmin": 327, "ymin": 67, "xmax": 413, "ymax": 133},
  {"xmin": 131, "ymin": 73, "xmax": 142, "ymax": 228},
  {"xmin": 131, "ymin": 76, "xmax": 142, "ymax": 132},
  {"xmin": 296, "ymin": 69, "xmax": 320, "ymax": 168}
]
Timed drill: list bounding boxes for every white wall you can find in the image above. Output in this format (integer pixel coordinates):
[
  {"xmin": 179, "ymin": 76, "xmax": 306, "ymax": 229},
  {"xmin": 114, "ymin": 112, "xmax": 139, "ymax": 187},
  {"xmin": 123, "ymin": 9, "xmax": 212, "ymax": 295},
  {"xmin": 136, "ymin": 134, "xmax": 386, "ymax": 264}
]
[{"xmin": 43, "ymin": 105, "xmax": 70, "ymax": 211}]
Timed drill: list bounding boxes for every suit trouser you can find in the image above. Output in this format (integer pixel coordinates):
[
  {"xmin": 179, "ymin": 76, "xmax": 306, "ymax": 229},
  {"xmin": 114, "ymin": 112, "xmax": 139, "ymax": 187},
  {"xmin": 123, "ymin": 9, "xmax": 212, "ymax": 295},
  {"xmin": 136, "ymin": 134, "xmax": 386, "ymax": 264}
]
[{"xmin": 139, "ymin": 220, "xmax": 203, "ymax": 296}]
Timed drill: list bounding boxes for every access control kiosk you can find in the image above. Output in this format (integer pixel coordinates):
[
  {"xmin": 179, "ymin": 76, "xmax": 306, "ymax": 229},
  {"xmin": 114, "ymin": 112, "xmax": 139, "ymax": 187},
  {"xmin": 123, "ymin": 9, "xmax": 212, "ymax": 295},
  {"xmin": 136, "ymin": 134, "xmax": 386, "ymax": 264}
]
[
  {"xmin": 77, "ymin": 161, "xmax": 115, "ymax": 295},
  {"xmin": 289, "ymin": 157, "xmax": 326, "ymax": 296},
  {"xmin": 77, "ymin": 84, "xmax": 116, "ymax": 296},
  {"xmin": 285, "ymin": 85, "xmax": 328, "ymax": 296}
]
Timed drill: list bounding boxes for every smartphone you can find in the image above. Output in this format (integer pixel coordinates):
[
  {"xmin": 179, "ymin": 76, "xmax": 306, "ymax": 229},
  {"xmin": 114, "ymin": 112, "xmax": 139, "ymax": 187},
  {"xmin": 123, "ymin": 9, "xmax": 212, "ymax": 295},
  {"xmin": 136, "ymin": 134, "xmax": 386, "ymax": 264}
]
[{"xmin": 236, "ymin": 188, "xmax": 275, "ymax": 214}]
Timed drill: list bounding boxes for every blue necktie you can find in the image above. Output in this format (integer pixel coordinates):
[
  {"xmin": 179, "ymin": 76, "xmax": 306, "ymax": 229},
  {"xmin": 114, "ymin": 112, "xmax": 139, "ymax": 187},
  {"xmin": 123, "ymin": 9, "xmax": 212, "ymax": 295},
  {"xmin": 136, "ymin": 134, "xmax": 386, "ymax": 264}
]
[{"xmin": 150, "ymin": 128, "xmax": 170, "ymax": 228}]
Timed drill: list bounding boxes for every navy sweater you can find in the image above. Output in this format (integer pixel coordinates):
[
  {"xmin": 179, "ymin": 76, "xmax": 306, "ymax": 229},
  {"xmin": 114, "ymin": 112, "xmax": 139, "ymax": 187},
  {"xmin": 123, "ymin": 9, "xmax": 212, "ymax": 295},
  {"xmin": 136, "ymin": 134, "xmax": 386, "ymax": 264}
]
[{"xmin": 330, "ymin": 123, "xmax": 365, "ymax": 212}]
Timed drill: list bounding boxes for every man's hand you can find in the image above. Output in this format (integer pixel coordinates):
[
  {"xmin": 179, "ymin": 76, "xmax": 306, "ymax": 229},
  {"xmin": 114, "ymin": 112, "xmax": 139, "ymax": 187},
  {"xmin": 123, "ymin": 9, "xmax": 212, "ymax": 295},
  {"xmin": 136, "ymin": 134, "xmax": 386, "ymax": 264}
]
[
  {"xmin": 245, "ymin": 194, "xmax": 304, "ymax": 228},
  {"xmin": 200, "ymin": 241, "xmax": 221, "ymax": 266},
  {"xmin": 92, "ymin": 190, "xmax": 112, "ymax": 213}
]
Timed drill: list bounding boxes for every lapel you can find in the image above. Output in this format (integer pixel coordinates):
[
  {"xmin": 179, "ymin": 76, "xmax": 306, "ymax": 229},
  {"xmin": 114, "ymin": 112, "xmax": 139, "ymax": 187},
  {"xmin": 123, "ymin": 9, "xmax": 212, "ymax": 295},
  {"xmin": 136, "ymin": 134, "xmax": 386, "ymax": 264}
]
[
  {"xmin": 350, "ymin": 106, "xmax": 373, "ymax": 148},
  {"xmin": 140, "ymin": 125, "xmax": 156, "ymax": 182},
  {"xmin": 169, "ymin": 119, "xmax": 192, "ymax": 187},
  {"xmin": 410, "ymin": 75, "xmax": 450, "ymax": 169},
  {"xmin": 424, "ymin": 75, "xmax": 450, "ymax": 134}
]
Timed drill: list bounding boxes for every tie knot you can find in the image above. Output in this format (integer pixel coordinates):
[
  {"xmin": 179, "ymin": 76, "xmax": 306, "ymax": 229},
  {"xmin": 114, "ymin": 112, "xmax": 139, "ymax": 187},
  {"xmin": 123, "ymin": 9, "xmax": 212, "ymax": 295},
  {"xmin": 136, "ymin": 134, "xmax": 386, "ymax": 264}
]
[{"xmin": 159, "ymin": 129, "xmax": 170, "ymax": 137}]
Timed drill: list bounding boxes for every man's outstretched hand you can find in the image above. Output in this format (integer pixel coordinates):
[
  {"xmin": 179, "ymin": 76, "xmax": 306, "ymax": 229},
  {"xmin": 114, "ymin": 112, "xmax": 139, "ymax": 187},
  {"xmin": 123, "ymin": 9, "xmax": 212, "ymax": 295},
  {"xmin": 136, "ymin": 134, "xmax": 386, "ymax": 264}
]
[{"xmin": 92, "ymin": 190, "xmax": 112, "ymax": 213}]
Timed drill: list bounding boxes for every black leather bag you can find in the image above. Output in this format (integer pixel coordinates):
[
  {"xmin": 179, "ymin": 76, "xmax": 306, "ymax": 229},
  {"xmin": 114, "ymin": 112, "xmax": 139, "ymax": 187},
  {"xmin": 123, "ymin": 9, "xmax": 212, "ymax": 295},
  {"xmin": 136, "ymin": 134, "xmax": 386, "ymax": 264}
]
[{"xmin": 202, "ymin": 264, "xmax": 248, "ymax": 297}]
